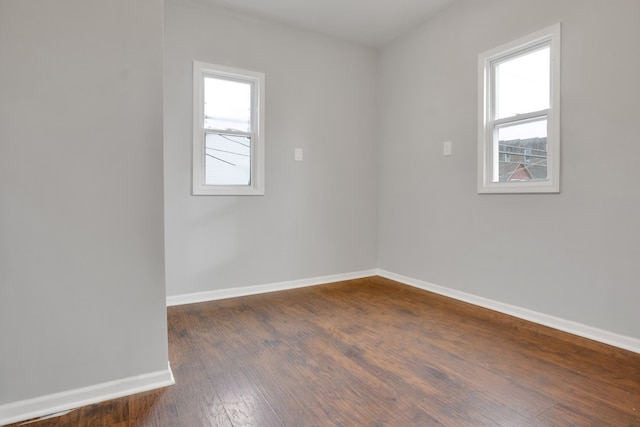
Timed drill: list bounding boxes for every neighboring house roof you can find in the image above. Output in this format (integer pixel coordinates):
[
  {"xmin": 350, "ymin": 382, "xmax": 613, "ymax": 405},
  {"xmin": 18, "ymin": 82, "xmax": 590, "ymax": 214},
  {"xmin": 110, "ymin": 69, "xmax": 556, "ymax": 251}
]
[
  {"xmin": 498, "ymin": 137, "xmax": 548, "ymax": 182},
  {"xmin": 507, "ymin": 164, "xmax": 532, "ymax": 181}
]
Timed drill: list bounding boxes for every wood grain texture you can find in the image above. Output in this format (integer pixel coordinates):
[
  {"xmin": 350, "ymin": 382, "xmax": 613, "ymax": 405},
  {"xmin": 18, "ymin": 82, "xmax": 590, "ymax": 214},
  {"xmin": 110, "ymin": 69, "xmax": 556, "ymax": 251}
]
[{"xmin": 6, "ymin": 276, "xmax": 640, "ymax": 426}]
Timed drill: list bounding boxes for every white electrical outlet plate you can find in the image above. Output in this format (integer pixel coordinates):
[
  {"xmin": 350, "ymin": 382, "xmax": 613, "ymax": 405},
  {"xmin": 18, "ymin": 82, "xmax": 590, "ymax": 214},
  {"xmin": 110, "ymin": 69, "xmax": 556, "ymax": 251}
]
[{"xmin": 295, "ymin": 148, "xmax": 303, "ymax": 161}]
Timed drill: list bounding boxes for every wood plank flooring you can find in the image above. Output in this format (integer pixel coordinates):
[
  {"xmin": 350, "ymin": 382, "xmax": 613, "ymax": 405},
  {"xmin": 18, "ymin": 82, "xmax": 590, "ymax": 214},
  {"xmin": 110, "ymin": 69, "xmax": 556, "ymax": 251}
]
[{"xmin": 7, "ymin": 276, "xmax": 640, "ymax": 426}]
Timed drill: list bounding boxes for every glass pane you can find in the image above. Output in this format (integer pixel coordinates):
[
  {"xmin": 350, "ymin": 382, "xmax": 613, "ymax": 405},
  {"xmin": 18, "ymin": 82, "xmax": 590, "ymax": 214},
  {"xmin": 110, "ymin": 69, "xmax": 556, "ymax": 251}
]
[
  {"xmin": 205, "ymin": 133, "xmax": 251, "ymax": 186},
  {"xmin": 495, "ymin": 46, "xmax": 550, "ymax": 119},
  {"xmin": 496, "ymin": 118, "xmax": 547, "ymax": 182},
  {"xmin": 204, "ymin": 77, "xmax": 251, "ymax": 132}
]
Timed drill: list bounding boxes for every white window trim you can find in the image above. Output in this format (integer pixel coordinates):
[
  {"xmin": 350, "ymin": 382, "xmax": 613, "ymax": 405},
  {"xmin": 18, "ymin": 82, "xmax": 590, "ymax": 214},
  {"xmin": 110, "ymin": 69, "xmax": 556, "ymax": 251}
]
[
  {"xmin": 477, "ymin": 23, "xmax": 561, "ymax": 194},
  {"xmin": 192, "ymin": 61, "xmax": 265, "ymax": 196}
]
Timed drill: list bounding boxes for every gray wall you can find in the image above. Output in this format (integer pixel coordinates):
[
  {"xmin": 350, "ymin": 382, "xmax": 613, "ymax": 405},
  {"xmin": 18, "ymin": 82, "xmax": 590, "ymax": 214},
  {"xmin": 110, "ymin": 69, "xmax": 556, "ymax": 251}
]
[
  {"xmin": 377, "ymin": 0, "xmax": 640, "ymax": 339},
  {"xmin": 1, "ymin": 0, "xmax": 637, "ymax": 410},
  {"xmin": 164, "ymin": 0, "xmax": 378, "ymax": 296},
  {"xmin": 0, "ymin": 0, "xmax": 169, "ymax": 404}
]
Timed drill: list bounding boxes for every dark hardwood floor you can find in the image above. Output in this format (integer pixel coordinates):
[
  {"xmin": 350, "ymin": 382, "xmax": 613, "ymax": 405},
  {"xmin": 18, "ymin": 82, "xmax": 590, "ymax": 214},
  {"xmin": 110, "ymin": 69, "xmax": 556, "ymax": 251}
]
[{"xmin": 7, "ymin": 277, "xmax": 640, "ymax": 426}]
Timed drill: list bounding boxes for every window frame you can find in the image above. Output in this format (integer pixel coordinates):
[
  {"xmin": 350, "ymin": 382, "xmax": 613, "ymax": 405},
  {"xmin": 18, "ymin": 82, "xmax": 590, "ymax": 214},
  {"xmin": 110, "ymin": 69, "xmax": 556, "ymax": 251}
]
[
  {"xmin": 477, "ymin": 23, "xmax": 561, "ymax": 194},
  {"xmin": 192, "ymin": 61, "xmax": 265, "ymax": 196}
]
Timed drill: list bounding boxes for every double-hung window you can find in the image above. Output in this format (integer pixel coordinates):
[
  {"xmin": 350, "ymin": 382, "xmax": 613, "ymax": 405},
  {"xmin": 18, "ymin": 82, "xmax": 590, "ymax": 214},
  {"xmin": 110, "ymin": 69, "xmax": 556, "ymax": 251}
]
[
  {"xmin": 478, "ymin": 24, "xmax": 561, "ymax": 193},
  {"xmin": 193, "ymin": 61, "xmax": 265, "ymax": 195}
]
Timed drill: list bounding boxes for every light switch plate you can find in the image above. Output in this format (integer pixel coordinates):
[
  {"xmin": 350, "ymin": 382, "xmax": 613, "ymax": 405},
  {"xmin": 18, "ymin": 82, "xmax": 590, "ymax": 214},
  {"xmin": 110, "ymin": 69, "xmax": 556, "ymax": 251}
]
[{"xmin": 443, "ymin": 141, "xmax": 452, "ymax": 156}]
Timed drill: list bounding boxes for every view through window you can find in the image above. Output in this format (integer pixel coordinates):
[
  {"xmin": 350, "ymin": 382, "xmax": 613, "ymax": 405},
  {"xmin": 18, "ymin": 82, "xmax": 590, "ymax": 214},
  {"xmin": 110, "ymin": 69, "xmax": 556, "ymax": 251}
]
[{"xmin": 494, "ymin": 46, "xmax": 550, "ymax": 182}]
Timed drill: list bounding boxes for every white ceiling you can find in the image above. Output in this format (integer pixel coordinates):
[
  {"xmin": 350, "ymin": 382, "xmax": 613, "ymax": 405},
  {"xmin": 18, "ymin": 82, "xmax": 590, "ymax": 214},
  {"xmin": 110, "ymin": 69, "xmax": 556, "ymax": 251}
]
[{"xmin": 195, "ymin": 0, "xmax": 458, "ymax": 47}]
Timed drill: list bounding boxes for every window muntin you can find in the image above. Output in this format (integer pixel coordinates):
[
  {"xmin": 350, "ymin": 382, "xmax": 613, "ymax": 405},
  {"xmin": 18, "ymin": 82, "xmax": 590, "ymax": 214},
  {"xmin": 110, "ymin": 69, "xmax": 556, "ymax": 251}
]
[
  {"xmin": 193, "ymin": 62, "xmax": 265, "ymax": 195},
  {"xmin": 478, "ymin": 24, "xmax": 560, "ymax": 193}
]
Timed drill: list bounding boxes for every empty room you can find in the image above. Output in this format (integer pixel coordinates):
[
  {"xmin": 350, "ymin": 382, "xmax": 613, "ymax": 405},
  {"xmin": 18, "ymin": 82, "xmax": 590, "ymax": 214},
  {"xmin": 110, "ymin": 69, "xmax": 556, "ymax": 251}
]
[{"xmin": 1, "ymin": 0, "xmax": 639, "ymax": 425}]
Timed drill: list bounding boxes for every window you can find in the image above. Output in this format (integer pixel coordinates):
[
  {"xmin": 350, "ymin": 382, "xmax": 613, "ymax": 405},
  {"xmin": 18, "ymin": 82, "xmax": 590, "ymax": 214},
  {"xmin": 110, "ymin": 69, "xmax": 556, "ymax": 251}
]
[
  {"xmin": 478, "ymin": 24, "xmax": 560, "ymax": 193},
  {"xmin": 193, "ymin": 61, "xmax": 265, "ymax": 195}
]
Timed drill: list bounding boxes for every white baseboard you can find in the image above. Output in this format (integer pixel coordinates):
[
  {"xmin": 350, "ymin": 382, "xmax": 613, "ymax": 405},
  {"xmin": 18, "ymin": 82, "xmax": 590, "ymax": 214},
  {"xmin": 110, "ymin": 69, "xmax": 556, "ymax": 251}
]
[
  {"xmin": 165, "ymin": 268, "xmax": 640, "ymax": 355},
  {"xmin": 377, "ymin": 269, "xmax": 640, "ymax": 355},
  {"xmin": 0, "ymin": 363, "xmax": 175, "ymax": 426},
  {"xmin": 166, "ymin": 269, "xmax": 379, "ymax": 306}
]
